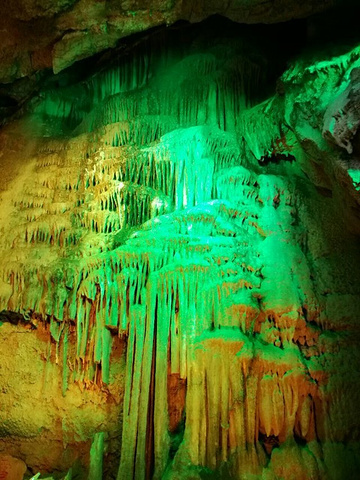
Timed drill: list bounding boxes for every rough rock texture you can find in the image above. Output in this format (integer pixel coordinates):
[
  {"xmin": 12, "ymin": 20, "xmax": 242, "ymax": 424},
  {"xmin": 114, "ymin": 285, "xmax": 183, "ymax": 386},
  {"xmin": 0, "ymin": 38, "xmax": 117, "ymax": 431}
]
[
  {"xmin": 0, "ymin": 0, "xmax": 334, "ymax": 84},
  {"xmin": 0, "ymin": 454, "xmax": 27, "ymax": 480},
  {"xmin": 0, "ymin": 319, "xmax": 125, "ymax": 477},
  {"xmin": 0, "ymin": 15, "xmax": 360, "ymax": 480},
  {"xmin": 323, "ymin": 67, "xmax": 360, "ymax": 154}
]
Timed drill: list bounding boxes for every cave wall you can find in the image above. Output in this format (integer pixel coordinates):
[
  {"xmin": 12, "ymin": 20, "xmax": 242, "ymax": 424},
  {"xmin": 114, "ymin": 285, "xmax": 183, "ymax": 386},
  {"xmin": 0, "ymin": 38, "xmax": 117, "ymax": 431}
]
[
  {"xmin": 0, "ymin": 320, "xmax": 125, "ymax": 477},
  {"xmin": 0, "ymin": 14, "xmax": 360, "ymax": 480}
]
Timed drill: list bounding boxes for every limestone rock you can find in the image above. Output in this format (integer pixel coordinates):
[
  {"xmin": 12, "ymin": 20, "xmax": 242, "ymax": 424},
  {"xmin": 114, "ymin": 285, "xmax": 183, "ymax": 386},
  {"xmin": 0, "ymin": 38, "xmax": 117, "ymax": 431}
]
[
  {"xmin": 0, "ymin": 454, "xmax": 26, "ymax": 480},
  {"xmin": 0, "ymin": 0, "xmax": 334, "ymax": 83},
  {"xmin": 0, "ymin": 13, "xmax": 359, "ymax": 480},
  {"xmin": 323, "ymin": 67, "xmax": 360, "ymax": 153}
]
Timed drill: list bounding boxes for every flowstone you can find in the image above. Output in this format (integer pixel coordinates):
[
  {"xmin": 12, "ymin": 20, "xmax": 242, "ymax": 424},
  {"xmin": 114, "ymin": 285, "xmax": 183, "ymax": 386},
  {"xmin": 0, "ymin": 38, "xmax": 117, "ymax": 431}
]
[{"xmin": 0, "ymin": 17, "xmax": 359, "ymax": 480}]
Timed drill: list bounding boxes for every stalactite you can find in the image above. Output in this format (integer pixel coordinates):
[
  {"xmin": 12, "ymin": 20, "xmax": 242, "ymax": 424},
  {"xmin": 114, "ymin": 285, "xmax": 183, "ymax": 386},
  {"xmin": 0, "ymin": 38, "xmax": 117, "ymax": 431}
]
[{"xmin": 1, "ymin": 21, "xmax": 358, "ymax": 480}]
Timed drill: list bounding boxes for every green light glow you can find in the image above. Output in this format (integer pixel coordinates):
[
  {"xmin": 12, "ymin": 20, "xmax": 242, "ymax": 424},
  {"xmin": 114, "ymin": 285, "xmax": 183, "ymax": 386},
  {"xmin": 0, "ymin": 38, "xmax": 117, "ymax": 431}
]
[{"xmin": 0, "ymin": 20, "xmax": 359, "ymax": 480}]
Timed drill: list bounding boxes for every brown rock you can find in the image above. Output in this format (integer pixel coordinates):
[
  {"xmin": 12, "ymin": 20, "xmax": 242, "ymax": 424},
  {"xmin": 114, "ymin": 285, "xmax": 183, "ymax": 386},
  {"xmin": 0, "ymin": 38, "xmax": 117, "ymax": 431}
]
[
  {"xmin": 0, "ymin": 0, "xmax": 334, "ymax": 83},
  {"xmin": 0, "ymin": 454, "xmax": 26, "ymax": 480}
]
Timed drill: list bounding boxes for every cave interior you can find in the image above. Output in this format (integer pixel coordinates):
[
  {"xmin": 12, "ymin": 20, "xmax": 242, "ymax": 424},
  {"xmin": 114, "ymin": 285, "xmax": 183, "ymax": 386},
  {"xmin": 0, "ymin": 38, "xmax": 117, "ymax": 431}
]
[{"xmin": 0, "ymin": 2, "xmax": 360, "ymax": 480}]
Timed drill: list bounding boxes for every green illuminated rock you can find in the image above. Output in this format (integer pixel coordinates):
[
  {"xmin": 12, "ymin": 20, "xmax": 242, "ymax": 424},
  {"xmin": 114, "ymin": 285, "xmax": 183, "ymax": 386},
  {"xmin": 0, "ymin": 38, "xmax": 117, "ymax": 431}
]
[{"xmin": 0, "ymin": 15, "xmax": 359, "ymax": 480}]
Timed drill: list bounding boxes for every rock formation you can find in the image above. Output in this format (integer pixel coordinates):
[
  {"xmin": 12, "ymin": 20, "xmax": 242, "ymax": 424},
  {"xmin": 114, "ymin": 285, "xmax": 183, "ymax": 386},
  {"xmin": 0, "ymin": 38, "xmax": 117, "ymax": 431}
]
[
  {"xmin": 0, "ymin": 0, "xmax": 334, "ymax": 84},
  {"xmin": 0, "ymin": 8, "xmax": 359, "ymax": 480}
]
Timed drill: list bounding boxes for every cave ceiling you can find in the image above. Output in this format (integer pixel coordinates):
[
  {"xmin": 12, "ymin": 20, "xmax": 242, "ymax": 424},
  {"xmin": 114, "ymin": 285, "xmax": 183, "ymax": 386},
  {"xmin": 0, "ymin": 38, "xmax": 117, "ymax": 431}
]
[{"xmin": 0, "ymin": 0, "xmax": 335, "ymax": 85}]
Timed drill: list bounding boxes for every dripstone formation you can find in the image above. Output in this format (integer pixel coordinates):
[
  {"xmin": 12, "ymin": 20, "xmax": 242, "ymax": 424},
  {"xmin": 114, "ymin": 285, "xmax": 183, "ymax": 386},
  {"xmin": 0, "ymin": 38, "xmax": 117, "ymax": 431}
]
[{"xmin": 0, "ymin": 10, "xmax": 359, "ymax": 480}]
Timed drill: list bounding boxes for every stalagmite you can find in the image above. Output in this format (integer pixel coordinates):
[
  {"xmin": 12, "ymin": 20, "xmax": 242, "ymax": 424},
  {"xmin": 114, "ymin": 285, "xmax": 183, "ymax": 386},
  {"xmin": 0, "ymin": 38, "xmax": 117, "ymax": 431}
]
[{"xmin": 89, "ymin": 432, "xmax": 105, "ymax": 480}]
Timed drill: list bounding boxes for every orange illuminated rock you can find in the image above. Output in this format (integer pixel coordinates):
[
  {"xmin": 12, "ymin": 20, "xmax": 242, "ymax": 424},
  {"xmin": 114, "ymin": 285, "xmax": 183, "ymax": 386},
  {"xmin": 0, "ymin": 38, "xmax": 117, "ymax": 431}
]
[{"xmin": 0, "ymin": 455, "xmax": 26, "ymax": 480}]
